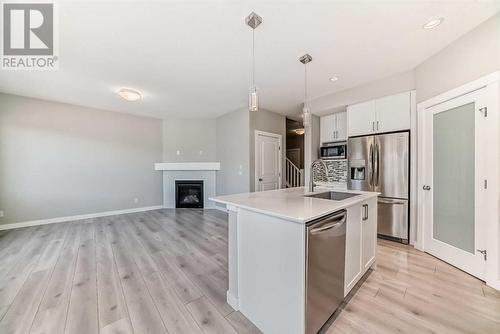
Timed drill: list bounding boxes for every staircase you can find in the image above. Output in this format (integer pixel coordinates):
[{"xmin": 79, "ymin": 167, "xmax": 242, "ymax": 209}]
[{"xmin": 285, "ymin": 157, "xmax": 304, "ymax": 188}]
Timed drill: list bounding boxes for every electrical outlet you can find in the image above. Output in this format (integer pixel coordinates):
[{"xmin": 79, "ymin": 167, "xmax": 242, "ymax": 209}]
[{"xmin": 0, "ymin": 210, "xmax": 4, "ymax": 218}]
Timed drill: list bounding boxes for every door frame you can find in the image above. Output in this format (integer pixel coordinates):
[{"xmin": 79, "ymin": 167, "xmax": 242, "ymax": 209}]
[
  {"xmin": 416, "ymin": 71, "xmax": 500, "ymax": 289},
  {"xmin": 254, "ymin": 130, "xmax": 282, "ymax": 192}
]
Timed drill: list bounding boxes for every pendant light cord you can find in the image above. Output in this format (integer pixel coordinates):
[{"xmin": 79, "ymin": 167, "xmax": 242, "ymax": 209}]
[
  {"xmin": 252, "ymin": 28, "xmax": 255, "ymax": 88},
  {"xmin": 304, "ymin": 62, "xmax": 308, "ymax": 108}
]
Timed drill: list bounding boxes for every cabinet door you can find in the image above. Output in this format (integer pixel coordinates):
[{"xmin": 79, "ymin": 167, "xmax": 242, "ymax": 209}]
[
  {"xmin": 335, "ymin": 111, "xmax": 347, "ymax": 141},
  {"xmin": 375, "ymin": 92, "xmax": 411, "ymax": 133},
  {"xmin": 362, "ymin": 197, "xmax": 378, "ymax": 271},
  {"xmin": 347, "ymin": 101, "xmax": 376, "ymax": 137},
  {"xmin": 344, "ymin": 204, "xmax": 362, "ymax": 296},
  {"xmin": 320, "ymin": 114, "xmax": 336, "ymax": 144}
]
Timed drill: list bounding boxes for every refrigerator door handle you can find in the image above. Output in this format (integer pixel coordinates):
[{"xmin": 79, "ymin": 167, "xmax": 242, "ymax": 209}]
[
  {"xmin": 374, "ymin": 143, "xmax": 380, "ymax": 186},
  {"xmin": 368, "ymin": 144, "xmax": 373, "ymax": 186}
]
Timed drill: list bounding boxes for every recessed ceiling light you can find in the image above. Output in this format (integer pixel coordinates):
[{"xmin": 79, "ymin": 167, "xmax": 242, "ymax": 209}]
[
  {"xmin": 118, "ymin": 88, "xmax": 142, "ymax": 101},
  {"xmin": 423, "ymin": 17, "xmax": 444, "ymax": 30},
  {"xmin": 329, "ymin": 76, "xmax": 339, "ymax": 82}
]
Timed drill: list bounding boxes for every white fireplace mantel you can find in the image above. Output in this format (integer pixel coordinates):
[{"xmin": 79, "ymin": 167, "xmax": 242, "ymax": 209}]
[{"xmin": 154, "ymin": 162, "xmax": 220, "ymax": 171}]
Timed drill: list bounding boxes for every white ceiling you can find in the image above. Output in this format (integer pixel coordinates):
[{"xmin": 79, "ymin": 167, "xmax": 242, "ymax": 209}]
[{"xmin": 1, "ymin": 0, "xmax": 499, "ymax": 119}]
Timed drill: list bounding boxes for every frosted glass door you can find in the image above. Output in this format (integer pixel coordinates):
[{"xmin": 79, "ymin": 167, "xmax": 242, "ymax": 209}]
[
  {"xmin": 422, "ymin": 88, "xmax": 487, "ymax": 280},
  {"xmin": 433, "ymin": 103, "xmax": 475, "ymax": 253}
]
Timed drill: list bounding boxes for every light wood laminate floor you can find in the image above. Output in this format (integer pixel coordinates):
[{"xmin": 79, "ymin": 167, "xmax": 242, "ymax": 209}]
[{"xmin": 0, "ymin": 209, "xmax": 499, "ymax": 334}]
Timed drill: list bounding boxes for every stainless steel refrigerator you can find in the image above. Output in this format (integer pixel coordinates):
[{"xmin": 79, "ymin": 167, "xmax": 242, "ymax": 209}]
[{"xmin": 348, "ymin": 131, "xmax": 409, "ymax": 243}]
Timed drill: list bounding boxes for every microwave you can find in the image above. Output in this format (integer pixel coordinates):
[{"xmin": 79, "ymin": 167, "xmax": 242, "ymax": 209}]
[{"xmin": 320, "ymin": 142, "xmax": 347, "ymax": 160}]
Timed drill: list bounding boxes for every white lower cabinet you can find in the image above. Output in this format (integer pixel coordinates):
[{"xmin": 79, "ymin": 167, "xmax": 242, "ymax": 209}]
[
  {"xmin": 344, "ymin": 197, "xmax": 378, "ymax": 296},
  {"xmin": 361, "ymin": 197, "xmax": 377, "ymax": 271}
]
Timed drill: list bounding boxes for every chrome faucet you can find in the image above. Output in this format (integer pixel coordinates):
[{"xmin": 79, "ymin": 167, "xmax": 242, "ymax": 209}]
[{"xmin": 309, "ymin": 159, "xmax": 327, "ymax": 192}]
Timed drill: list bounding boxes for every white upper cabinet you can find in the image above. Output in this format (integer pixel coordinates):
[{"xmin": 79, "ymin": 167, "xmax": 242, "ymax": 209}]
[
  {"xmin": 320, "ymin": 114, "xmax": 335, "ymax": 144},
  {"xmin": 375, "ymin": 92, "xmax": 411, "ymax": 133},
  {"xmin": 347, "ymin": 101, "xmax": 376, "ymax": 137},
  {"xmin": 320, "ymin": 111, "xmax": 347, "ymax": 144},
  {"xmin": 335, "ymin": 111, "xmax": 347, "ymax": 141},
  {"xmin": 347, "ymin": 91, "xmax": 413, "ymax": 137}
]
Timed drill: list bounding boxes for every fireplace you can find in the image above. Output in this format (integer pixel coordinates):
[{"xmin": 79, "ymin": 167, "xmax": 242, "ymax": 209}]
[{"xmin": 175, "ymin": 180, "xmax": 204, "ymax": 208}]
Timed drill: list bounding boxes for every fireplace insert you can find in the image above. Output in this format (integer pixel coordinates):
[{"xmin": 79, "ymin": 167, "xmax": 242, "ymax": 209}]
[{"xmin": 175, "ymin": 180, "xmax": 204, "ymax": 208}]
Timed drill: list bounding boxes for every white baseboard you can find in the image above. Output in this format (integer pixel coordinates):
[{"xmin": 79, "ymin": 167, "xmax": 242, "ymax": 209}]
[
  {"xmin": 487, "ymin": 279, "xmax": 500, "ymax": 292},
  {"xmin": 0, "ymin": 205, "xmax": 165, "ymax": 230},
  {"xmin": 226, "ymin": 291, "xmax": 239, "ymax": 311},
  {"xmin": 214, "ymin": 204, "xmax": 227, "ymax": 212}
]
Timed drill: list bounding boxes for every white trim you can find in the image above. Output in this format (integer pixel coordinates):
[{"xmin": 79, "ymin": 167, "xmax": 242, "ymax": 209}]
[
  {"xmin": 154, "ymin": 162, "xmax": 221, "ymax": 171},
  {"xmin": 213, "ymin": 203, "xmax": 227, "ymax": 212},
  {"xmin": 226, "ymin": 291, "xmax": 239, "ymax": 311},
  {"xmin": 419, "ymin": 71, "xmax": 499, "ymax": 110},
  {"xmin": 0, "ymin": 205, "xmax": 164, "ymax": 230},
  {"xmin": 409, "ymin": 90, "xmax": 417, "ymax": 246},
  {"xmin": 254, "ymin": 130, "xmax": 283, "ymax": 191}
]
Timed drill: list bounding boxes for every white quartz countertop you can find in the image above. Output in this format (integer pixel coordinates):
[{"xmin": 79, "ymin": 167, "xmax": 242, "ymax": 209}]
[{"xmin": 210, "ymin": 187, "xmax": 379, "ymax": 224}]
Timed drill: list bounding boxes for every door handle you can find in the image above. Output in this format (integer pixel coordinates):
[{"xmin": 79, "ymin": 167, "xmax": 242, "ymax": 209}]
[
  {"xmin": 378, "ymin": 199, "xmax": 406, "ymax": 205},
  {"xmin": 374, "ymin": 143, "xmax": 379, "ymax": 186},
  {"xmin": 368, "ymin": 144, "xmax": 373, "ymax": 186},
  {"xmin": 423, "ymin": 185, "xmax": 431, "ymax": 190},
  {"xmin": 362, "ymin": 204, "xmax": 368, "ymax": 221},
  {"xmin": 310, "ymin": 217, "xmax": 346, "ymax": 234}
]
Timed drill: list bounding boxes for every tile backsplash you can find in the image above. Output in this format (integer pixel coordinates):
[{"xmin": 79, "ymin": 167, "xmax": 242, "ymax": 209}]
[{"xmin": 313, "ymin": 160, "xmax": 348, "ymax": 183}]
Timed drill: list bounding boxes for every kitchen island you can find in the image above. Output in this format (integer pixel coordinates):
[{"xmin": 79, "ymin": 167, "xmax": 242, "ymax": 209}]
[{"xmin": 210, "ymin": 187, "xmax": 379, "ymax": 334}]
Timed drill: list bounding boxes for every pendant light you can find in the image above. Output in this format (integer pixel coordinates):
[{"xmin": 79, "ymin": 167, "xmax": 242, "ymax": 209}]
[
  {"xmin": 299, "ymin": 53, "xmax": 312, "ymax": 126},
  {"xmin": 246, "ymin": 12, "xmax": 262, "ymax": 112}
]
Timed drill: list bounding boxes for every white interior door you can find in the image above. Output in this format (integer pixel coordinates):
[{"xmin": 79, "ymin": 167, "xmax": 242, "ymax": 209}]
[
  {"xmin": 422, "ymin": 89, "xmax": 488, "ymax": 279},
  {"xmin": 255, "ymin": 131, "xmax": 281, "ymax": 191}
]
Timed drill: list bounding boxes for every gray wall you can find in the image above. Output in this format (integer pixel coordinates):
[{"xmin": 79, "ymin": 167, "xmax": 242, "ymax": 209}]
[
  {"xmin": 215, "ymin": 108, "xmax": 250, "ymax": 196},
  {"xmin": 163, "ymin": 117, "xmax": 216, "ymax": 162},
  {"xmin": 249, "ymin": 109, "xmax": 286, "ymax": 192},
  {"xmin": 415, "ymin": 12, "xmax": 500, "ymax": 103},
  {"xmin": 0, "ymin": 93, "xmax": 163, "ymax": 225}
]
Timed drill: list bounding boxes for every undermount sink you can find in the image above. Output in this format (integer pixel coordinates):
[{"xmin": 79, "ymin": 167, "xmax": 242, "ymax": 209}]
[{"xmin": 305, "ymin": 191, "xmax": 360, "ymax": 201}]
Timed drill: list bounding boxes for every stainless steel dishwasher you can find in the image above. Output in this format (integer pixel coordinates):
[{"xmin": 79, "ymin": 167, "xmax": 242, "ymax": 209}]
[{"xmin": 305, "ymin": 209, "xmax": 346, "ymax": 334}]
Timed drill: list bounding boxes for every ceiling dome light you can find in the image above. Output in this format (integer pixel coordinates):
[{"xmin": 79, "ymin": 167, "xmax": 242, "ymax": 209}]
[
  {"xmin": 295, "ymin": 128, "xmax": 305, "ymax": 135},
  {"xmin": 118, "ymin": 88, "xmax": 142, "ymax": 101},
  {"xmin": 423, "ymin": 17, "xmax": 444, "ymax": 30},
  {"xmin": 329, "ymin": 76, "xmax": 339, "ymax": 82}
]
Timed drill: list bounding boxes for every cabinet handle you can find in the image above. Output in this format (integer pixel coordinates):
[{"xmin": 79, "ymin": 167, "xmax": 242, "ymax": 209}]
[
  {"xmin": 372, "ymin": 121, "xmax": 375, "ymax": 131},
  {"xmin": 362, "ymin": 204, "xmax": 368, "ymax": 221},
  {"xmin": 376, "ymin": 121, "xmax": 379, "ymax": 131}
]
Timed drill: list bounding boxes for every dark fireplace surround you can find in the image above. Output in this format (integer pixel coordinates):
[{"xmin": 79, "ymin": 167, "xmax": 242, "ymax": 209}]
[{"xmin": 175, "ymin": 180, "xmax": 204, "ymax": 208}]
